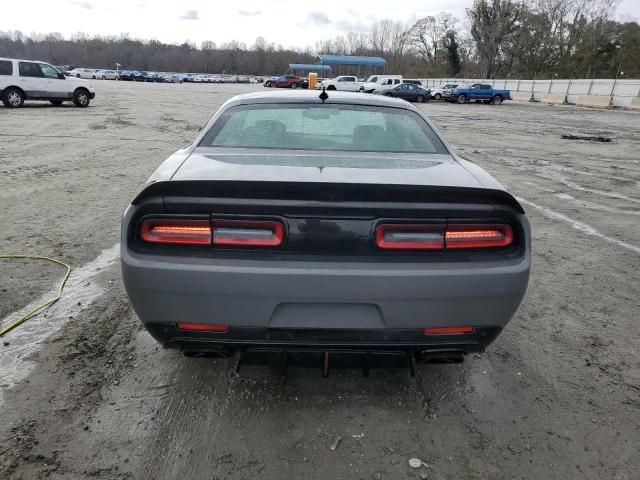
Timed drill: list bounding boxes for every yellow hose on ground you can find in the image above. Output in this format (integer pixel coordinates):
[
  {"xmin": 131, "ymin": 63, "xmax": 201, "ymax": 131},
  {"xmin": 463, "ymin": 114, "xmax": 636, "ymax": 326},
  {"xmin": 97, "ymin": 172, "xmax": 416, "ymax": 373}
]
[{"xmin": 0, "ymin": 255, "xmax": 71, "ymax": 337}]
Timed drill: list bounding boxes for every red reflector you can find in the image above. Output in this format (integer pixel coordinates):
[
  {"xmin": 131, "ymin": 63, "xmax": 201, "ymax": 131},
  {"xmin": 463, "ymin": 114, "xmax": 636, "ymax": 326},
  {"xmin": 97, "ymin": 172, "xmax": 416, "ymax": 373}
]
[
  {"xmin": 424, "ymin": 326, "xmax": 474, "ymax": 335},
  {"xmin": 375, "ymin": 224, "xmax": 444, "ymax": 250},
  {"xmin": 176, "ymin": 323, "xmax": 229, "ymax": 333},
  {"xmin": 212, "ymin": 219, "xmax": 283, "ymax": 247},
  {"xmin": 445, "ymin": 224, "xmax": 513, "ymax": 249},
  {"xmin": 140, "ymin": 219, "xmax": 211, "ymax": 245}
]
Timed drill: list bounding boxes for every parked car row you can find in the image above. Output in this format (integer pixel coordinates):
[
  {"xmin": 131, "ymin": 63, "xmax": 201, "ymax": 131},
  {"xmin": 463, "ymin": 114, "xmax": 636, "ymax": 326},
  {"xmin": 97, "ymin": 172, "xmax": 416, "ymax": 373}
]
[
  {"xmin": 308, "ymin": 77, "xmax": 510, "ymax": 105},
  {"xmin": 2, "ymin": 56, "xmax": 510, "ymax": 109},
  {"xmin": 187, "ymin": 74, "xmax": 261, "ymax": 83},
  {"xmin": 297, "ymin": 74, "xmax": 432, "ymax": 103},
  {"xmin": 58, "ymin": 66, "xmax": 265, "ymax": 84}
]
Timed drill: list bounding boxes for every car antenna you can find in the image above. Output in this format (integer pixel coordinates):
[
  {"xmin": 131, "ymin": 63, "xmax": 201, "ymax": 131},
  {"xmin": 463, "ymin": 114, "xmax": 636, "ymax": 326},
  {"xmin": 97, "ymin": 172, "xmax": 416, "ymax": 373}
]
[{"xmin": 319, "ymin": 86, "xmax": 329, "ymax": 104}]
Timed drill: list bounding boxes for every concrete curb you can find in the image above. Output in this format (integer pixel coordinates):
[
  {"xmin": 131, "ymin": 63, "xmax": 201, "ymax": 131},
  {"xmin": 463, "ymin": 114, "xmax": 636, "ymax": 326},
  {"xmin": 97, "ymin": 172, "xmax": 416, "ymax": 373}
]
[
  {"xmin": 541, "ymin": 93, "xmax": 567, "ymax": 105},
  {"xmin": 511, "ymin": 92, "xmax": 533, "ymax": 102},
  {"xmin": 629, "ymin": 97, "xmax": 640, "ymax": 110},
  {"xmin": 577, "ymin": 95, "xmax": 612, "ymax": 109}
]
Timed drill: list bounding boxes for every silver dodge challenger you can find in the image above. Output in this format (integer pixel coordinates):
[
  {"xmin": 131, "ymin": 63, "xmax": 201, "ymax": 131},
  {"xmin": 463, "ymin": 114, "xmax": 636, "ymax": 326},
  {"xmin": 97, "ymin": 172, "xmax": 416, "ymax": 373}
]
[{"xmin": 121, "ymin": 90, "xmax": 530, "ymax": 363}]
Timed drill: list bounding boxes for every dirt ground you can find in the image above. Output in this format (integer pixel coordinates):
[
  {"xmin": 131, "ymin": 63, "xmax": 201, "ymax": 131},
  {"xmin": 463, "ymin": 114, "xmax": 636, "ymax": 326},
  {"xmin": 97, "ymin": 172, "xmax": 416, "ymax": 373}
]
[{"xmin": 1, "ymin": 82, "xmax": 639, "ymax": 480}]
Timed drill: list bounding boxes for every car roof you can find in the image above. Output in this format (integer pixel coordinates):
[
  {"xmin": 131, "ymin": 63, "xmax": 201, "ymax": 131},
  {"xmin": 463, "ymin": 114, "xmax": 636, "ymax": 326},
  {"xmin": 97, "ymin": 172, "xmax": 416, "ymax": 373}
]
[
  {"xmin": 227, "ymin": 90, "xmax": 414, "ymax": 109},
  {"xmin": 0, "ymin": 57, "xmax": 51, "ymax": 64}
]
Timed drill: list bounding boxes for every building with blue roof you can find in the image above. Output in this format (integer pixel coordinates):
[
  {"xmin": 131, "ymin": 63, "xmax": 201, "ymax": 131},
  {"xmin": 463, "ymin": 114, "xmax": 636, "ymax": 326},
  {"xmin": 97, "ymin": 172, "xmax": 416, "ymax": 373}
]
[{"xmin": 314, "ymin": 55, "xmax": 387, "ymax": 67}]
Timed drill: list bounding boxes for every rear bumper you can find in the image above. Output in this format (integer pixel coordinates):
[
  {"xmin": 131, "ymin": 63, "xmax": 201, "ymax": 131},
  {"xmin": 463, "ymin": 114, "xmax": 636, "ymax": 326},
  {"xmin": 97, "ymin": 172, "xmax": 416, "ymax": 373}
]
[
  {"xmin": 145, "ymin": 324, "xmax": 502, "ymax": 353},
  {"xmin": 121, "ymin": 246, "xmax": 529, "ymax": 349}
]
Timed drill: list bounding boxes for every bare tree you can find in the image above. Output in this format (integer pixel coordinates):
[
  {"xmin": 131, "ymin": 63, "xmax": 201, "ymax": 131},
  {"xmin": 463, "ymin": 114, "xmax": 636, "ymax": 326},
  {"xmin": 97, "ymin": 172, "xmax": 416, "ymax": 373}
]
[
  {"xmin": 468, "ymin": 0, "xmax": 523, "ymax": 77},
  {"xmin": 409, "ymin": 13, "xmax": 457, "ymax": 66}
]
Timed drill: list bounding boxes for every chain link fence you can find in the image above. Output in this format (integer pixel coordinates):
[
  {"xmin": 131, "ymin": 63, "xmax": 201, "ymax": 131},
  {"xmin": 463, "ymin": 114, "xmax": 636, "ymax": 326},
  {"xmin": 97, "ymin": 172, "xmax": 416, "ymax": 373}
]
[{"xmin": 420, "ymin": 78, "xmax": 640, "ymax": 108}]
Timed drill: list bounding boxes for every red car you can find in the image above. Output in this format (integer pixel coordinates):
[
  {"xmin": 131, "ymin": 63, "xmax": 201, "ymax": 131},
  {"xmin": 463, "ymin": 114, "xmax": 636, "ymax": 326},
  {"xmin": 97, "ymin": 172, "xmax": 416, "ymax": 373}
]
[{"xmin": 266, "ymin": 75, "xmax": 304, "ymax": 89}]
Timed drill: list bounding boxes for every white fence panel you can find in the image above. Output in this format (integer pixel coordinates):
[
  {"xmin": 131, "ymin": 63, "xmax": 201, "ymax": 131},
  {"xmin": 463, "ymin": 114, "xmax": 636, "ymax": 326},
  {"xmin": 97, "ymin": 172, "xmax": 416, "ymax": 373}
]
[{"xmin": 419, "ymin": 77, "xmax": 640, "ymax": 108}]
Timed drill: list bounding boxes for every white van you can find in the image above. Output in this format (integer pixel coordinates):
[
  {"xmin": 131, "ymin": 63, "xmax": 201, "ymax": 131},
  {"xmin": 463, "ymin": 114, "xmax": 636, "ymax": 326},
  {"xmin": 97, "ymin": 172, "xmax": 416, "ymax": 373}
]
[{"xmin": 0, "ymin": 57, "xmax": 95, "ymax": 108}]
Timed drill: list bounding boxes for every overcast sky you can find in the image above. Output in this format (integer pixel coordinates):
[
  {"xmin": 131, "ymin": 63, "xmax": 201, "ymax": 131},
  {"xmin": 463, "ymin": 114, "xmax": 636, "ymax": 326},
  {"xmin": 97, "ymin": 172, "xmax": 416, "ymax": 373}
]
[{"xmin": 2, "ymin": 0, "xmax": 638, "ymax": 48}]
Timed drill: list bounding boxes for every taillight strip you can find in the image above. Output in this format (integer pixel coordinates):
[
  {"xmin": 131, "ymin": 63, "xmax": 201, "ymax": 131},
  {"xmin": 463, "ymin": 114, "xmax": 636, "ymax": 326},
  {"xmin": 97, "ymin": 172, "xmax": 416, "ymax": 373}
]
[
  {"xmin": 424, "ymin": 326, "xmax": 474, "ymax": 335},
  {"xmin": 140, "ymin": 219, "xmax": 212, "ymax": 245},
  {"xmin": 376, "ymin": 224, "xmax": 444, "ymax": 250},
  {"xmin": 445, "ymin": 224, "xmax": 513, "ymax": 249},
  {"xmin": 212, "ymin": 219, "xmax": 284, "ymax": 247},
  {"xmin": 375, "ymin": 223, "xmax": 513, "ymax": 250},
  {"xmin": 177, "ymin": 323, "xmax": 229, "ymax": 333}
]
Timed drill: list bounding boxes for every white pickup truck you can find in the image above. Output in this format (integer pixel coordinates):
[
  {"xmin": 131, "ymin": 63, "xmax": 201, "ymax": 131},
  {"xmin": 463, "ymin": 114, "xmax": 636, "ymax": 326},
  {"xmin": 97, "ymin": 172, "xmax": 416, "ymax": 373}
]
[
  {"xmin": 359, "ymin": 75, "xmax": 403, "ymax": 93},
  {"xmin": 317, "ymin": 75, "xmax": 359, "ymax": 91}
]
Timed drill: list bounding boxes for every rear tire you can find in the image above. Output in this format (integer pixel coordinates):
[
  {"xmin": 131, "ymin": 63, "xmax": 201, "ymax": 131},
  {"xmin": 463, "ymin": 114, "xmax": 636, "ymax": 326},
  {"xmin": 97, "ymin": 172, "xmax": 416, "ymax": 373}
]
[
  {"xmin": 3, "ymin": 87, "xmax": 24, "ymax": 108},
  {"xmin": 434, "ymin": 93, "xmax": 441, "ymax": 100},
  {"xmin": 49, "ymin": 100, "xmax": 64, "ymax": 106},
  {"xmin": 457, "ymin": 94, "xmax": 467, "ymax": 104},
  {"xmin": 491, "ymin": 95, "xmax": 503, "ymax": 105},
  {"xmin": 73, "ymin": 88, "xmax": 90, "ymax": 107}
]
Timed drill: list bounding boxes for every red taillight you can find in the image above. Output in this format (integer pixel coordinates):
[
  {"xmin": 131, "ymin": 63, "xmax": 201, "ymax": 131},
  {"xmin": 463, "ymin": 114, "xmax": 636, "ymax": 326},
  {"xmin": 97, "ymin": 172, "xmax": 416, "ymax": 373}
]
[
  {"xmin": 140, "ymin": 219, "xmax": 212, "ymax": 245},
  {"xmin": 176, "ymin": 323, "xmax": 229, "ymax": 332},
  {"xmin": 211, "ymin": 219, "xmax": 283, "ymax": 247},
  {"xmin": 424, "ymin": 326, "xmax": 474, "ymax": 335},
  {"xmin": 445, "ymin": 224, "xmax": 513, "ymax": 249},
  {"xmin": 375, "ymin": 223, "xmax": 513, "ymax": 250},
  {"xmin": 375, "ymin": 224, "xmax": 444, "ymax": 250}
]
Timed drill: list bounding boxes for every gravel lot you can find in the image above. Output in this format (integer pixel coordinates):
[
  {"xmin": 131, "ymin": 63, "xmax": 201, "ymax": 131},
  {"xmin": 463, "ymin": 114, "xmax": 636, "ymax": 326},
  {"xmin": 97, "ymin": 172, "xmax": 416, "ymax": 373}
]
[{"xmin": 1, "ymin": 82, "xmax": 639, "ymax": 480}]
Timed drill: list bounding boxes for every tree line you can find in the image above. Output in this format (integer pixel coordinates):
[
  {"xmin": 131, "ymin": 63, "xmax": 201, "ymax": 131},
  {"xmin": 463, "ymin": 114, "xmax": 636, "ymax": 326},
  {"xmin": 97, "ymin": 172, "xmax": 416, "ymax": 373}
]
[{"xmin": 0, "ymin": 0, "xmax": 638, "ymax": 79}]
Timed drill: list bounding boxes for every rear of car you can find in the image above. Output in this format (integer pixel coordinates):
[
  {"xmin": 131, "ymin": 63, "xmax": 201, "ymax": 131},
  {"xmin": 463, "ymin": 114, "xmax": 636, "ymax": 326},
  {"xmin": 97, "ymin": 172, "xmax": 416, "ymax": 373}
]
[
  {"xmin": 432, "ymin": 83, "xmax": 459, "ymax": 100},
  {"xmin": 121, "ymin": 92, "xmax": 530, "ymax": 361}
]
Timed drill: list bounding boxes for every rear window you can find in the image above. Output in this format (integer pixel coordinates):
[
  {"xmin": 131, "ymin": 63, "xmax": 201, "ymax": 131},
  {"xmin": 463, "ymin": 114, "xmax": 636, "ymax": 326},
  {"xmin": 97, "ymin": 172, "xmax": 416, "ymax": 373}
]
[
  {"xmin": 200, "ymin": 104, "xmax": 447, "ymax": 154},
  {"xmin": 19, "ymin": 62, "xmax": 43, "ymax": 78},
  {"xmin": 0, "ymin": 60, "xmax": 13, "ymax": 76}
]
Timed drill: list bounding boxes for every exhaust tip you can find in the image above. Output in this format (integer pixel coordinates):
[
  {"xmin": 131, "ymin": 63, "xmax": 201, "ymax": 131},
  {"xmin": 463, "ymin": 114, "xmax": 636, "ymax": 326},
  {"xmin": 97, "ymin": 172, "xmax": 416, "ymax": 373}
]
[{"xmin": 414, "ymin": 350, "xmax": 464, "ymax": 364}]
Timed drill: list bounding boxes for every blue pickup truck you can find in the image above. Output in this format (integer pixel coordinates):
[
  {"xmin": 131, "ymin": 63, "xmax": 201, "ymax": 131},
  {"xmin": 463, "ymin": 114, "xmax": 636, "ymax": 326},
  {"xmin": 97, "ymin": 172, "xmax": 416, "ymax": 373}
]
[{"xmin": 447, "ymin": 83, "xmax": 511, "ymax": 105}]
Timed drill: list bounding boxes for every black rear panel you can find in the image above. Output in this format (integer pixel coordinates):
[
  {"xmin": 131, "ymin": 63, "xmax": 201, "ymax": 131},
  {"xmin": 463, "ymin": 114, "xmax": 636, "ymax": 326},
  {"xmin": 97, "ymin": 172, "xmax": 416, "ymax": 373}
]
[{"xmin": 127, "ymin": 180, "xmax": 526, "ymax": 262}]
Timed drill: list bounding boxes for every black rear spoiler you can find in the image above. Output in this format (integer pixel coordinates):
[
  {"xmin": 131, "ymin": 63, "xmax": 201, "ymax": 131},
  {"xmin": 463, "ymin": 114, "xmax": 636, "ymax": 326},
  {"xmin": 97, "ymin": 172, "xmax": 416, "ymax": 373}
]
[{"xmin": 132, "ymin": 180, "xmax": 525, "ymax": 214}]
